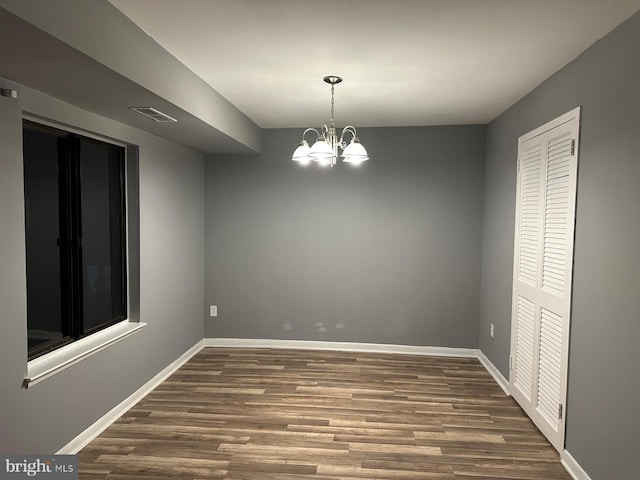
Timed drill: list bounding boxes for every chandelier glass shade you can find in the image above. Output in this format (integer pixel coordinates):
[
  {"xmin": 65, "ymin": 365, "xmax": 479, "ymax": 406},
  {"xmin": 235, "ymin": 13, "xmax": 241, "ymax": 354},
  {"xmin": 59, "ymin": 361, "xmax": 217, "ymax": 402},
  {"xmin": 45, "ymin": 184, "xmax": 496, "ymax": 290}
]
[{"xmin": 292, "ymin": 76, "xmax": 369, "ymax": 167}]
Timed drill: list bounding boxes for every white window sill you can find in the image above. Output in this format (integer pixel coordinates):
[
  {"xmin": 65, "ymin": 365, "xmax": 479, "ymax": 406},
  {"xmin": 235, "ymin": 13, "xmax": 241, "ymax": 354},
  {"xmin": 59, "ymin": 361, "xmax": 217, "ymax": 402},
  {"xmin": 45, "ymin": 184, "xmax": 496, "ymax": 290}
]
[{"xmin": 24, "ymin": 321, "xmax": 146, "ymax": 389}]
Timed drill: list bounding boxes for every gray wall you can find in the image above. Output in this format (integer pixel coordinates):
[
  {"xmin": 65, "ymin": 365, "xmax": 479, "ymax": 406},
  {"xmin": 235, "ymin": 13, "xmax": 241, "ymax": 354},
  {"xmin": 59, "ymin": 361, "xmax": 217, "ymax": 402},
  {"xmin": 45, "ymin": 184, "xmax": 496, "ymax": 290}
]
[
  {"xmin": 205, "ymin": 126, "xmax": 486, "ymax": 347},
  {"xmin": 479, "ymin": 11, "xmax": 640, "ymax": 479},
  {"xmin": 0, "ymin": 81, "xmax": 205, "ymax": 453}
]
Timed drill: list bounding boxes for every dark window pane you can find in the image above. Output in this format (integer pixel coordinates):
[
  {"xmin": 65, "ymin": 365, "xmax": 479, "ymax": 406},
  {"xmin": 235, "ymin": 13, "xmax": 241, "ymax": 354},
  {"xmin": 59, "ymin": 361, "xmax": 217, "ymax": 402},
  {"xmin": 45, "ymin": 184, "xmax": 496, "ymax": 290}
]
[
  {"xmin": 23, "ymin": 126, "xmax": 67, "ymax": 355},
  {"xmin": 23, "ymin": 121, "xmax": 128, "ymax": 358},
  {"xmin": 79, "ymin": 138, "xmax": 126, "ymax": 333}
]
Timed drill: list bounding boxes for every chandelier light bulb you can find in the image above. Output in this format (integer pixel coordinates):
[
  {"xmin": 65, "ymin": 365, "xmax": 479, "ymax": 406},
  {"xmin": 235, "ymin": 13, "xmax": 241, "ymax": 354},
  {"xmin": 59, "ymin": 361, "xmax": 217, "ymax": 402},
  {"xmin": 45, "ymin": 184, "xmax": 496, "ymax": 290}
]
[
  {"xmin": 308, "ymin": 136, "xmax": 335, "ymax": 163},
  {"xmin": 342, "ymin": 137, "xmax": 369, "ymax": 164},
  {"xmin": 292, "ymin": 140, "xmax": 312, "ymax": 164}
]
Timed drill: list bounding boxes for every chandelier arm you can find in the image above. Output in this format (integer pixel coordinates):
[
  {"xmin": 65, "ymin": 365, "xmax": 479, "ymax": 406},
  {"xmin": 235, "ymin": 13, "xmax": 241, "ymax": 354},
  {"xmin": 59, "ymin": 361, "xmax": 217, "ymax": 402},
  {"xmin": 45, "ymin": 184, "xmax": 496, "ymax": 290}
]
[
  {"xmin": 302, "ymin": 127, "xmax": 320, "ymax": 141},
  {"xmin": 339, "ymin": 125, "xmax": 358, "ymax": 148}
]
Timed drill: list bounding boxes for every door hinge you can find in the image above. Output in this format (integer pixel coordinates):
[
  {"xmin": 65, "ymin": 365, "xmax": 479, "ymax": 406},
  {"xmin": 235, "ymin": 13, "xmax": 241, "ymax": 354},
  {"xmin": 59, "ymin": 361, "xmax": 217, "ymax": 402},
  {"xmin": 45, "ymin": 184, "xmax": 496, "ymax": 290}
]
[
  {"xmin": 570, "ymin": 139, "xmax": 576, "ymax": 156},
  {"xmin": 558, "ymin": 404, "xmax": 563, "ymax": 420},
  {"xmin": 517, "ymin": 158, "xmax": 521, "ymax": 171},
  {"xmin": 509, "ymin": 356, "xmax": 513, "ymax": 370}
]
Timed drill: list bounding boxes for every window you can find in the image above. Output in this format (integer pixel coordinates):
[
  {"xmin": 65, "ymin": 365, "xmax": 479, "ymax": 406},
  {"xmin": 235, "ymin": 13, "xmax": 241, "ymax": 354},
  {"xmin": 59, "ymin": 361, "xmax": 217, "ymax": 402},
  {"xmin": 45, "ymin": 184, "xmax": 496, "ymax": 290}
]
[{"xmin": 23, "ymin": 120, "xmax": 127, "ymax": 360}]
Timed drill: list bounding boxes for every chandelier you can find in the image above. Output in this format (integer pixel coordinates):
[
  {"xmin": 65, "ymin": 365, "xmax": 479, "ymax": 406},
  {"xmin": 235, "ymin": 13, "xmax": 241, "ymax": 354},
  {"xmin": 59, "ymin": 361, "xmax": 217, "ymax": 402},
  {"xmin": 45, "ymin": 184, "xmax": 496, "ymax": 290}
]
[{"xmin": 292, "ymin": 76, "xmax": 369, "ymax": 167}]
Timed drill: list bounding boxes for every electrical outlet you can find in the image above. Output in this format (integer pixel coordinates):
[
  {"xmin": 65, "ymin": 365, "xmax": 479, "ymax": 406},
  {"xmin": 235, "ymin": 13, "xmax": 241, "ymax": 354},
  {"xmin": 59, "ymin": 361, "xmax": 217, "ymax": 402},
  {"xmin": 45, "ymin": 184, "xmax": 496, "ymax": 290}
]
[
  {"xmin": 490, "ymin": 323, "xmax": 495, "ymax": 338},
  {"xmin": 209, "ymin": 305, "xmax": 217, "ymax": 317}
]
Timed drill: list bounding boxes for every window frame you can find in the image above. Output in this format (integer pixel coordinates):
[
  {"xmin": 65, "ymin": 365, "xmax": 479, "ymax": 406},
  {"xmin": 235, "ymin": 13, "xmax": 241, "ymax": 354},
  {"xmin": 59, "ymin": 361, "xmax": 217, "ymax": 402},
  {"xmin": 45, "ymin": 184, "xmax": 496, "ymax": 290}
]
[{"xmin": 22, "ymin": 119, "xmax": 129, "ymax": 361}]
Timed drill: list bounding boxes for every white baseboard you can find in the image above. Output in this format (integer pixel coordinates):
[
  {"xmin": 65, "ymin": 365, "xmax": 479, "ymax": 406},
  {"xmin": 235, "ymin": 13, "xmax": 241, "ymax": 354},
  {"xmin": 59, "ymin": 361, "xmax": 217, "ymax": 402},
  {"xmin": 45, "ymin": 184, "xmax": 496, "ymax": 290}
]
[
  {"xmin": 204, "ymin": 338, "xmax": 479, "ymax": 358},
  {"xmin": 57, "ymin": 339, "xmax": 204, "ymax": 454},
  {"xmin": 477, "ymin": 350, "xmax": 510, "ymax": 395},
  {"xmin": 474, "ymin": 354, "xmax": 593, "ymax": 480},
  {"xmin": 59, "ymin": 335, "xmax": 569, "ymax": 471},
  {"xmin": 561, "ymin": 450, "xmax": 593, "ymax": 480},
  {"xmin": 204, "ymin": 340, "xmax": 510, "ymax": 395}
]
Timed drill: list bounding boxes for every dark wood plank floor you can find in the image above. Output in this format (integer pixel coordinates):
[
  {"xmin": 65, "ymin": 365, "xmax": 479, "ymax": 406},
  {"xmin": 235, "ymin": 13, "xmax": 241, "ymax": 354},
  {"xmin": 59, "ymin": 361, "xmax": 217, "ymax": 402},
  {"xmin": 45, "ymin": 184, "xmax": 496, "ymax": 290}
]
[{"xmin": 79, "ymin": 348, "xmax": 571, "ymax": 479}]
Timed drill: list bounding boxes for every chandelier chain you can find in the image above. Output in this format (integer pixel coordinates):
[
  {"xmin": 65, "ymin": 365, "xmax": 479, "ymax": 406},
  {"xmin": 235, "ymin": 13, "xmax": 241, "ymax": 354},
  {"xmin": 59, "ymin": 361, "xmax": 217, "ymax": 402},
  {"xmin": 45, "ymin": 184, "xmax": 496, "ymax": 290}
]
[{"xmin": 330, "ymin": 83, "xmax": 335, "ymax": 127}]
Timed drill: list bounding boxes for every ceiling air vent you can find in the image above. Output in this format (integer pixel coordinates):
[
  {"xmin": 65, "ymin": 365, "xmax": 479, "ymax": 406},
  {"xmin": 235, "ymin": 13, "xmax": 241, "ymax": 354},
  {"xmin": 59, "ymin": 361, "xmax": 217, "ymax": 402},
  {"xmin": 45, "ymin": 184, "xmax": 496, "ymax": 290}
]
[{"xmin": 128, "ymin": 107, "xmax": 177, "ymax": 123}]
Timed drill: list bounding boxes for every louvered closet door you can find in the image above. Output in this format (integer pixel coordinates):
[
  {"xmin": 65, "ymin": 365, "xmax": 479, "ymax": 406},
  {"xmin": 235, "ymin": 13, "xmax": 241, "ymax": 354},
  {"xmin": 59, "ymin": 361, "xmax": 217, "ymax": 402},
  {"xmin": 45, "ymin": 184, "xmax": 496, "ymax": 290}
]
[{"xmin": 510, "ymin": 107, "xmax": 580, "ymax": 452}]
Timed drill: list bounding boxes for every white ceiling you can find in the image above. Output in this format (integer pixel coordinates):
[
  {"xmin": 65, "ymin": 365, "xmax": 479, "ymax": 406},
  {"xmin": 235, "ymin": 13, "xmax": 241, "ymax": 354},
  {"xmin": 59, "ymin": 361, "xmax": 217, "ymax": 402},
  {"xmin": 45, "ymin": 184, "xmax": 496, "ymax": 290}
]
[{"xmin": 109, "ymin": 0, "xmax": 640, "ymax": 128}]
